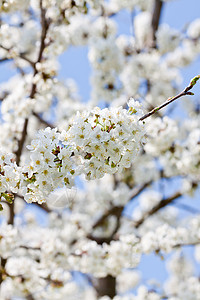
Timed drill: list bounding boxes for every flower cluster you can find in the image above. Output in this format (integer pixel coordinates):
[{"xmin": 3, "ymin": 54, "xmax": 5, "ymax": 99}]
[
  {"xmin": 20, "ymin": 128, "xmax": 75, "ymax": 204},
  {"xmin": 0, "ymin": 151, "xmax": 19, "ymax": 208},
  {"xmin": 13, "ymin": 100, "xmax": 145, "ymax": 203},
  {"xmin": 69, "ymin": 235, "xmax": 141, "ymax": 277},
  {"xmin": 66, "ymin": 99, "xmax": 145, "ymax": 180}
]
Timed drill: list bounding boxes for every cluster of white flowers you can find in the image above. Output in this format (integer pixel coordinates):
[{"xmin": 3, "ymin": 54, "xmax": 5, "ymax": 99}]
[
  {"xmin": 0, "ymin": 223, "xmax": 19, "ymax": 258},
  {"xmin": 0, "ymin": 209, "xmax": 200, "ymax": 299},
  {"xmin": 164, "ymin": 253, "xmax": 200, "ymax": 300},
  {"xmin": 20, "ymin": 127, "xmax": 75, "ymax": 203},
  {"xmin": 141, "ymin": 222, "xmax": 199, "ymax": 254},
  {"xmin": 187, "ymin": 18, "xmax": 200, "ymax": 39},
  {"xmin": 69, "ymin": 235, "xmax": 141, "ymax": 277},
  {"xmin": 132, "ymin": 191, "xmax": 162, "ymax": 222},
  {"xmin": 156, "ymin": 24, "xmax": 180, "ymax": 54},
  {"xmin": 0, "ymin": 151, "xmax": 19, "ymax": 207},
  {"xmin": 134, "ymin": 12, "xmax": 152, "ymax": 48},
  {"xmin": 89, "ymin": 17, "xmax": 123, "ymax": 103},
  {"xmin": 2, "ymin": 99, "xmax": 144, "ymax": 203},
  {"xmin": 143, "ymin": 115, "xmax": 200, "ymax": 179},
  {"xmin": 116, "ymin": 270, "xmax": 141, "ymax": 293},
  {"xmin": 144, "ymin": 117, "xmax": 179, "ymax": 156},
  {"xmin": 66, "ymin": 100, "xmax": 145, "ymax": 180},
  {"xmin": 74, "ymin": 174, "xmax": 131, "ymax": 214},
  {"xmin": 178, "ymin": 128, "xmax": 200, "ymax": 178}
]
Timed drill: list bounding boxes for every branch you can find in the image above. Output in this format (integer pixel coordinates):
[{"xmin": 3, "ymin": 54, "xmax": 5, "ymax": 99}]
[
  {"xmin": 10, "ymin": 0, "xmax": 50, "ymax": 226},
  {"xmin": 88, "ymin": 182, "xmax": 152, "ymax": 244},
  {"xmin": 33, "ymin": 112, "xmax": 54, "ymax": 128},
  {"xmin": 0, "ymin": 57, "xmax": 12, "ymax": 63},
  {"xmin": 129, "ymin": 182, "xmax": 151, "ymax": 199},
  {"xmin": 14, "ymin": 0, "xmax": 50, "ymax": 165},
  {"xmin": 0, "ymin": 44, "xmax": 34, "ymax": 67},
  {"xmin": 15, "ymin": 194, "xmax": 52, "ymax": 213},
  {"xmin": 14, "ymin": 118, "xmax": 29, "ymax": 165},
  {"xmin": 134, "ymin": 192, "xmax": 182, "ymax": 228},
  {"xmin": 92, "ymin": 206, "xmax": 123, "ymax": 229},
  {"xmin": 139, "ymin": 75, "xmax": 200, "ymax": 121},
  {"xmin": 92, "ymin": 182, "xmax": 150, "ymax": 230},
  {"xmin": 0, "ymin": 258, "xmax": 6, "ymax": 285},
  {"xmin": 26, "ymin": 295, "xmax": 35, "ymax": 300},
  {"xmin": 151, "ymin": 0, "xmax": 163, "ymax": 45},
  {"xmin": 93, "ymin": 275, "xmax": 116, "ymax": 298},
  {"xmin": 33, "ymin": 202, "xmax": 51, "ymax": 213}
]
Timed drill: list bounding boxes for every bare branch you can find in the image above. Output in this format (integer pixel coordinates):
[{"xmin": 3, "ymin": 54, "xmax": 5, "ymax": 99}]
[
  {"xmin": 33, "ymin": 112, "xmax": 54, "ymax": 129},
  {"xmin": 0, "ymin": 57, "xmax": 12, "ymax": 63},
  {"xmin": 134, "ymin": 192, "xmax": 182, "ymax": 228},
  {"xmin": 151, "ymin": 0, "xmax": 163, "ymax": 45},
  {"xmin": 0, "ymin": 44, "xmax": 35, "ymax": 67},
  {"xmin": 14, "ymin": 0, "xmax": 50, "ymax": 165},
  {"xmin": 15, "ymin": 194, "xmax": 52, "ymax": 213},
  {"xmin": 93, "ymin": 206, "xmax": 123, "ymax": 229},
  {"xmin": 139, "ymin": 75, "xmax": 200, "ymax": 121},
  {"xmin": 9, "ymin": 0, "xmax": 51, "ymax": 227},
  {"xmin": 0, "ymin": 258, "xmax": 6, "ymax": 285}
]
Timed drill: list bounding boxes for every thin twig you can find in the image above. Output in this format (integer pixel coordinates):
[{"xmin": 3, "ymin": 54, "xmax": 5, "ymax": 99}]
[
  {"xmin": 139, "ymin": 75, "xmax": 200, "ymax": 121},
  {"xmin": 32, "ymin": 112, "xmax": 54, "ymax": 128},
  {"xmin": 0, "ymin": 44, "xmax": 34, "ymax": 67},
  {"xmin": 0, "ymin": 57, "xmax": 12, "ymax": 63}
]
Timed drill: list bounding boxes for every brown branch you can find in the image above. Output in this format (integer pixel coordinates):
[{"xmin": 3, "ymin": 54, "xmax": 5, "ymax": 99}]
[
  {"xmin": 37, "ymin": 0, "xmax": 50, "ymax": 64},
  {"xmin": 0, "ymin": 44, "xmax": 34, "ymax": 67},
  {"xmin": 15, "ymin": 194, "xmax": 52, "ymax": 213},
  {"xmin": 14, "ymin": 118, "xmax": 29, "ymax": 165},
  {"xmin": 14, "ymin": 0, "xmax": 50, "ymax": 165},
  {"xmin": 88, "ymin": 183, "xmax": 151, "ymax": 245},
  {"xmin": 134, "ymin": 192, "xmax": 182, "ymax": 228},
  {"xmin": 27, "ymin": 295, "xmax": 35, "ymax": 300},
  {"xmin": 139, "ymin": 75, "xmax": 200, "ymax": 121},
  {"xmin": 93, "ymin": 275, "xmax": 116, "ymax": 298},
  {"xmin": 129, "ymin": 182, "xmax": 151, "ymax": 199},
  {"xmin": 33, "ymin": 112, "xmax": 54, "ymax": 128},
  {"xmin": 20, "ymin": 245, "xmax": 41, "ymax": 251},
  {"xmin": 33, "ymin": 202, "xmax": 52, "ymax": 213},
  {"xmin": 9, "ymin": 0, "xmax": 50, "ymax": 227},
  {"xmin": 0, "ymin": 57, "xmax": 12, "ymax": 63},
  {"xmin": 151, "ymin": 0, "xmax": 163, "ymax": 45},
  {"xmin": 7, "ymin": 201, "xmax": 15, "ymax": 225},
  {"xmin": 93, "ymin": 206, "xmax": 123, "ymax": 230},
  {"xmin": 172, "ymin": 240, "xmax": 200, "ymax": 248},
  {"xmin": 0, "ymin": 258, "xmax": 6, "ymax": 285},
  {"xmin": 92, "ymin": 182, "xmax": 151, "ymax": 230}
]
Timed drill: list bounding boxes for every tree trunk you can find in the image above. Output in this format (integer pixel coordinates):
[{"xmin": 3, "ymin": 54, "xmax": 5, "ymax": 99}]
[{"xmin": 93, "ymin": 275, "xmax": 116, "ymax": 299}]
